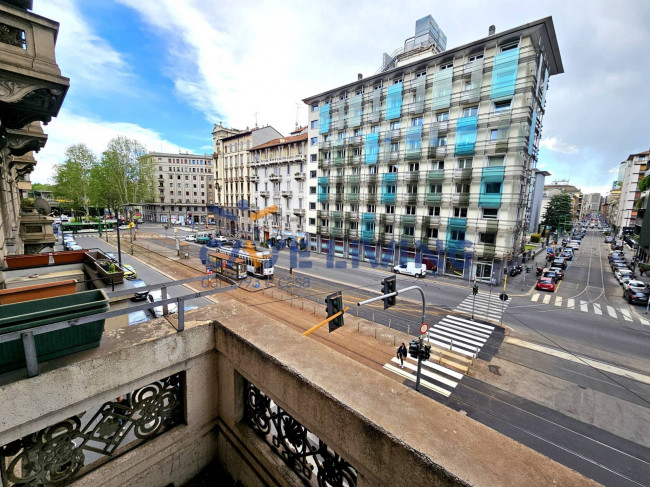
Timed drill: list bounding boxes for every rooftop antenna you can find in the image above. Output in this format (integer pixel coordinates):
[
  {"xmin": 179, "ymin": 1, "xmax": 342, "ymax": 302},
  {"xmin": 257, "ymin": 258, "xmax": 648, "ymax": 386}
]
[
  {"xmin": 254, "ymin": 112, "xmax": 259, "ymax": 129},
  {"xmin": 295, "ymin": 102, "xmax": 301, "ymax": 130}
]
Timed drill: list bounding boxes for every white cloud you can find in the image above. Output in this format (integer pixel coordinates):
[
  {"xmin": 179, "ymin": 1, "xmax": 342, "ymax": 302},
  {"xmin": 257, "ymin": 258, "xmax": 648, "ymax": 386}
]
[
  {"xmin": 608, "ymin": 165, "xmax": 621, "ymax": 173},
  {"xmin": 537, "ymin": 163, "xmax": 547, "ymax": 169},
  {"xmin": 32, "ymin": 109, "xmax": 192, "ymax": 183},
  {"xmin": 578, "ymin": 184, "xmax": 616, "ymax": 196},
  {"xmin": 33, "ymin": 0, "xmax": 134, "ymax": 95},
  {"xmin": 539, "ymin": 137, "xmax": 580, "ymax": 155}
]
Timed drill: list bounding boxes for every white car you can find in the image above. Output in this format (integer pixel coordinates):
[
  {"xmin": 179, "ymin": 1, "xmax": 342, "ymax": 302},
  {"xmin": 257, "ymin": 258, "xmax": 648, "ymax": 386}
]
[
  {"xmin": 615, "ymin": 269, "xmax": 634, "ymax": 283},
  {"xmin": 393, "ymin": 262, "xmax": 427, "ymax": 277},
  {"xmin": 623, "ymin": 280, "xmax": 647, "ymax": 291},
  {"xmin": 184, "ymin": 234, "xmax": 197, "ymax": 242},
  {"xmin": 146, "ymin": 290, "xmax": 178, "ymax": 318}
]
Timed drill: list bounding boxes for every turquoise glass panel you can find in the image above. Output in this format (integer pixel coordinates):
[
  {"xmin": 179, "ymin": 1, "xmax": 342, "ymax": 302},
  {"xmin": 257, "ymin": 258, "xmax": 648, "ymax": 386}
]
[
  {"xmin": 364, "ymin": 133, "xmax": 379, "ymax": 164},
  {"xmin": 454, "ymin": 116, "xmax": 478, "ymax": 156},
  {"xmin": 319, "ymin": 104, "xmax": 331, "ymax": 134},
  {"xmin": 405, "ymin": 126, "xmax": 423, "ymax": 158},
  {"xmin": 490, "ymin": 48, "xmax": 520, "ymax": 99},
  {"xmin": 431, "ymin": 69, "xmax": 452, "ymax": 110},
  {"xmin": 385, "ymin": 83, "xmax": 403, "ymax": 120},
  {"xmin": 528, "ymin": 110, "xmax": 537, "ymax": 155}
]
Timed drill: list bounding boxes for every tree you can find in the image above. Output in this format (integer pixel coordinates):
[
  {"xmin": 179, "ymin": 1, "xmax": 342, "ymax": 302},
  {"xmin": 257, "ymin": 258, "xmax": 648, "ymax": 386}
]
[
  {"xmin": 542, "ymin": 193, "xmax": 574, "ymax": 232},
  {"xmin": 53, "ymin": 144, "xmax": 96, "ymax": 221}
]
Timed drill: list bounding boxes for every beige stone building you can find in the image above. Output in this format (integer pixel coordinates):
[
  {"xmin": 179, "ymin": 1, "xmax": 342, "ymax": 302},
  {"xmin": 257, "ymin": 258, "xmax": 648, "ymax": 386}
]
[{"xmin": 212, "ymin": 125, "xmax": 282, "ymax": 235}]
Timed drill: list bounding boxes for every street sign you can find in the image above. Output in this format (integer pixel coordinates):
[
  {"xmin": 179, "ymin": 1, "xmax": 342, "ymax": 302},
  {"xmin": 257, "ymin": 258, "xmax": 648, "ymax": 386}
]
[
  {"xmin": 499, "ymin": 293, "xmax": 508, "ymax": 301},
  {"xmin": 206, "ymin": 266, "xmax": 213, "ymax": 274},
  {"xmin": 420, "ymin": 322, "xmax": 429, "ymax": 335}
]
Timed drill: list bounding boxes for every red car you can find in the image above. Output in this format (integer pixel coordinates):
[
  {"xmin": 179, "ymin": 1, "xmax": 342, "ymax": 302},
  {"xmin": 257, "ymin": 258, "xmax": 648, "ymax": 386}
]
[{"xmin": 536, "ymin": 277, "xmax": 555, "ymax": 291}]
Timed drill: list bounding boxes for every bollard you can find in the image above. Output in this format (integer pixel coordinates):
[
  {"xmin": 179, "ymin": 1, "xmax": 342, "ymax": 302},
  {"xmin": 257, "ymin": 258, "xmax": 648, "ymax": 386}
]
[
  {"xmin": 313, "ymin": 306, "xmax": 316, "ymax": 315},
  {"xmin": 357, "ymin": 307, "xmax": 359, "ymax": 317},
  {"xmin": 374, "ymin": 328, "xmax": 377, "ymax": 339},
  {"xmin": 407, "ymin": 324, "xmax": 410, "ymax": 336},
  {"xmin": 393, "ymin": 336, "xmax": 396, "ymax": 346},
  {"xmin": 450, "ymin": 339, "xmax": 453, "ymax": 351},
  {"xmin": 302, "ymin": 301, "xmax": 304, "ymax": 310},
  {"xmin": 358, "ymin": 322, "xmax": 359, "ymax": 333},
  {"xmin": 388, "ymin": 318, "xmax": 391, "ymax": 329},
  {"xmin": 372, "ymin": 312, "xmax": 375, "ymax": 324}
]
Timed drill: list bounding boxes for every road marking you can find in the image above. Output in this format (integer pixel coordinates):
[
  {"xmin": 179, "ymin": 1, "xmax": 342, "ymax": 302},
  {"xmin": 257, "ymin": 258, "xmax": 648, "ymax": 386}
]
[
  {"xmin": 580, "ymin": 301, "xmax": 588, "ymax": 312},
  {"xmin": 554, "ymin": 280, "xmax": 561, "ymax": 293},
  {"xmin": 640, "ymin": 318, "xmax": 650, "ymax": 326},
  {"xmin": 620, "ymin": 309, "xmax": 633, "ymax": 322},
  {"xmin": 505, "ymin": 337, "xmax": 650, "ymax": 385},
  {"xmin": 383, "ymin": 364, "xmax": 452, "ymax": 397},
  {"xmin": 607, "ymin": 306, "xmax": 617, "ymax": 319},
  {"xmin": 554, "ymin": 296, "xmax": 562, "ymax": 307},
  {"xmin": 567, "ymin": 298, "xmax": 575, "ymax": 309},
  {"xmin": 390, "ymin": 357, "xmax": 459, "ymax": 387},
  {"xmin": 531, "ymin": 293, "xmax": 540, "ymax": 302},
  {"xmin": 593, "ymin": 303, "xmax": 602, "ymax": 315},
  {"xmin": 542, "ymin": 294, "xmax": 551, "ymax": 304}
]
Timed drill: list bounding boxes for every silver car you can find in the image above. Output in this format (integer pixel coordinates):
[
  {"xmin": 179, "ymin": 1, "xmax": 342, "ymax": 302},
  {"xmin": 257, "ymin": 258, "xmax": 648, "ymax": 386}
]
[{"xmin": 146, "ymin": 290, "xmax": 178, "ymax": 317}]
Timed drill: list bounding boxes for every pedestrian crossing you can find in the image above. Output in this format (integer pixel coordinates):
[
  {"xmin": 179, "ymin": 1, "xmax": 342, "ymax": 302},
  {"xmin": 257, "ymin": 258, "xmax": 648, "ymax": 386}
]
[
  {"xmin": 529, "ymin": 292, "xmax": 648, "ymax": 324},
  {"xmin": 455, "ymin": 290, "xmax": 511, "ymax": 323},
  {"xmin": 383, "ymin": 313, "xmax": 500, "ymax": 397}
]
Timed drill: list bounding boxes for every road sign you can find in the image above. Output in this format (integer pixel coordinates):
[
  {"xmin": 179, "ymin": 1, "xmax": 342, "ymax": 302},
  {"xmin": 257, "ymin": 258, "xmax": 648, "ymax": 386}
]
[
  {"xmin": 206, "ymin": 266, "xmax": 212, "ymax": 274},
  {"xmin": 499, "ymin": 293, "xmax": 508, "ymax": 301},
  {"xmin": 419, "ymin": 322, "xmax": 429, "ymax": 335}
]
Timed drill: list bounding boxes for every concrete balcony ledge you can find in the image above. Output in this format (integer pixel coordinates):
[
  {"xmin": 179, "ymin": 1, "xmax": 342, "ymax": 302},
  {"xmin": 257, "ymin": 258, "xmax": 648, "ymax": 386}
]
[{"xmin": 0, "ymin": 300, "xmax": 599, "ymax": 487}]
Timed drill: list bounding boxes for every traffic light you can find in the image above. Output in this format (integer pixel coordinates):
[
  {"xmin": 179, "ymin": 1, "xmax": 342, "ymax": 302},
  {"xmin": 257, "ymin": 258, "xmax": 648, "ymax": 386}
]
[
  {"xmin": 408, "ymin": 339, "xmax": 419, "ymax": 359},
  {"xmin": 421, "ymin": 344, "xmax": 431, "ymax": 361},
  {"xmin": 472, "ymin": 284, "xmax": 478, "ymax": 296},
  {"xmin": 325, "ymin": 292, "xmax": 344, "ymax": 332},
  {"xmin": 381, "ymin": 275, "xmax": 397, "ymax": 309}
]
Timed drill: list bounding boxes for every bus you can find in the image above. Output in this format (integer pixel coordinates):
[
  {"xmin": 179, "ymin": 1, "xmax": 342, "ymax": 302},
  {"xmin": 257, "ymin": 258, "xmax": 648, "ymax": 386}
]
[
  {"xmin": 207, "ymin": 252, "xmax": 247, "ymax": 280},
  {"xmin": 216, "ymin": 244, "xmax": 274, "ymax": 278}
]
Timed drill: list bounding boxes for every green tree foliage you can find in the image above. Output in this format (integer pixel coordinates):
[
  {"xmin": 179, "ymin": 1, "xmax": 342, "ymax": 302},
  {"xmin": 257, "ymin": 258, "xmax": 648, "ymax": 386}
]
[
  {"xmin": 53, "ymin": 144, "xmax": 96, "ymax": 221},
  {"xmin": 541, "ymin": 193, "xmax": 573, "ymax": 231}
]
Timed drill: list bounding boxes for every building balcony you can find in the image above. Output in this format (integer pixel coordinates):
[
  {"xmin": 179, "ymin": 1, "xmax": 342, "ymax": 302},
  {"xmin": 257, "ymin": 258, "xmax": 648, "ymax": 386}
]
[
  {"xmin": 398, "ymin": 234, "xmax": 416, "ymax": 245},
  {"xmin": 317, "ymin": 193, "xmax": 328, "ymax": 203},
  {"xmin": 427, "ymin": 146, "xmax": 447, "ymax": 158},
  {"xmin": 451, "ymin": 193, "xmax": 470, "ymax": 205},
  {"xmin": 332, "ymin": 139, "xmax": 345, "ymax": 148},
  {"xmin": 346, "ymin": 175, "xmax": 360, "ymax": 184},
  {"xmin": 365, "ymin": 194, "xmax": 377, "ymax": 204},
  {"xmin": 292, "ymin": 208, "xmax": 305, "ymax": 216},
  {"xmin": 361, "ymin": 229, "xmax": 375, "ymax": 240},
  {"xmin": 389, "ymin": 129, "xmax": 402, "ymax": 140},
  {"xmin": 408, "ymin": 101, "xmax": 425, "ymax": 115},
  {"xmin": 293, "ymin": 172, "xmax": 305, "ymax": 180},
  {"xmin": 478, "ymin": 193, "xmax": 502, "ymax": 208},
  {"xmin": 281, "ymin": 191, "xmax": 292, "ymax": 198},
  {"xmin": 426, "ymin": 170, "xmax": 444, "ymax": 182},
  {"xmin": 330, "ymin": 175, "xmax": 343, "ymax": 184},
  {"xmin": 331, "ymin": 211, "xmax": 343, "ymax": 220},
  {"xmin": 249, "ymin": 175, "xmax": 260, "ymax": 182},
  {"xmin": 380, "ymin": 194, "xmax": 396, "ymax": 204},
  {"xmin": 402, "ymin": 193, "xmax": 419, "ymax": 205},
  {"xmin": 345, "ymin": 193, "xmax": 360, "ymax": 203},
  {"xmin": 403, "ymin": 172, "xmax": 420, "ymax": 182},
  {"xmin": 425, "ymin": 193, "xmax": 443, "ymax": 204},
  {"xmin": 453, "ymin": 168, "xmax": 473, "ymax": 181},
  {"xmin": 349, "ymin": 135, "xmax": 363, "ymax": 146},
  {"xmin": 259, "ymin": 191, "xmax": 270, "ymax": 198},
  {"xmin": 405, "ymin": 148, "xmax": 421, "ymax": 160},
  {"xmin": 269, "ymin": 174, "xmax": 282, "ymax": 181},
  {"xmin": 423, "ymin": 216, "xmax": 441, "ymax": 226},
  {"xmin": 430, "ymin": 120, "xmax": 449, "ymax": 133}
]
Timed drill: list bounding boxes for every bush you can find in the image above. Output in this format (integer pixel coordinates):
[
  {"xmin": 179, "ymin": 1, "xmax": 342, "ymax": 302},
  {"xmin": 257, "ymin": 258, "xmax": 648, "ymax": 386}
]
[
  {"xmin": 529, "ymin": 233, "xmax": 541, "ymax": 243},
  {"xmin": 604, "ymin": 231, "xmax": 611, "ymax": 236}
]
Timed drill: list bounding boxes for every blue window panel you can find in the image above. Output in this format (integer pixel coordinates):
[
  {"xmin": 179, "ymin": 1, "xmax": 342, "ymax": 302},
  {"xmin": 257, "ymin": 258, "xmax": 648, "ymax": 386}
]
[
  {"xmin": 361, "ymin": 230, "xmax": 374, "ymax": 241},
  {"xmin": 480, "ymin": 167, "xmax": 505, "ymax": 182},
  {"xmin": 348, "ymin": 94, "xmax": 363, "ymax": 127},
  {"xmin": 454, "ymin": 116, "xmax": 478, "ymax": 156},
  {"xmin": 381, "ymin": 193, "xmax": 396, "ymax": 204},
  {"xmin": 431, "ymin": 69, "xmax": 453, "ymax": 110},
  {"xmin": 447, "ymin": 217, "xmax": 467, "ymax": 230},
  {"xmin": 362, "ymin": 212, "xmax": 375, "ymax": 221},
  {"xmin": 317, "ymin": 194, "xmax": 328, "ymax": 202},
  {"xmin": 317, "ymin": 176, "xmax": 329, "ymax": 185},
  {"xmin": 490, "ymin": 48, "xmax": 520, "ymax": 99},
  {"xmin": 385, "ymin": 83, "xmax": 403, "ymax": 120},
  {"xmin": 478, "ymin": 193, "xmax": 502, "ymax": 208},
  {"xmin": 319, "ymin": 104, "xmax": 331, "ymax": 134},
  {"xmin": 405, "ymin": 126, "xmax": 423, "ymax": 158},
  {"xmin": 528, "ymin": 110, "xmax": 537, "ymax": 155},
  {"xmin": 364, "ymin": 133, "xmax": 379, "ymax": 164},
  {"xmin": 382, "ymin": 173, "xmax": 397, "ymax": 183}
]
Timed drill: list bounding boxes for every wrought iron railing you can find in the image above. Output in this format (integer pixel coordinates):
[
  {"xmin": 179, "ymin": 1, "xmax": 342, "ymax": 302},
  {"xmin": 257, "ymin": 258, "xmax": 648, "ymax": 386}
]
[
  {"xmin": 245, "ymin": 382, "xmax": 357, "ymax": 487},
  {"xmin": 0, "ymin": 373, "xmax": 184, "ymax": 487}
]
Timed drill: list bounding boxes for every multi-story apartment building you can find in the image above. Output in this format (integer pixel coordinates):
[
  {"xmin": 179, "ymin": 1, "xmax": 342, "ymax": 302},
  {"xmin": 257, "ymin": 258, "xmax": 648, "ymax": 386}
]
[
  {"xmin": 528, "ymin": 168, "xmax": 550, "ymax": 233},
  {"xmin": 303, "ymin": 16, "xmax": 563, "ymax": 281},
  {"xmin": 540, "ymin": 181, "xmax": 582, "ymax": 224},
  {"xmin": 249, "ymin": 128, "xmax": 308, "ymax": 245},
  {"xmin": 615, "ymin": 151, "xmax": 648, "ymax": 235},
  {"xmin": 144, "ymin": 152, "xmax": 214, "ymax": 224},
  {"xmin": 212, "ymin": 125, "xmax": 282, "ymax": 235}
]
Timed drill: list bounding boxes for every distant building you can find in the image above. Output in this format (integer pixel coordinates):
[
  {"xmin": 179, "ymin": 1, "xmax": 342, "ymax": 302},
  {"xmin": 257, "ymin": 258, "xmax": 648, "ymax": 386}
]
[
  {"xmin": 528, "ymin": 169, "xmax": 550, "ymax": 232},
  {"xmin": 615, "ymin": 151, "xmax": 648, "ymax": 234},
  {"xmin": 539, "ymin": 180, "xmax": 581, "ymax": 229},
  {"xmin": 580, "ymin": 193, "xmax": 601, "ymax": 219}
]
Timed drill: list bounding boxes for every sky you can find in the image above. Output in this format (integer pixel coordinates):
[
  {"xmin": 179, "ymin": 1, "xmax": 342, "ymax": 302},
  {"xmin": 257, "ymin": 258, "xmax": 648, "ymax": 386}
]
[{"xmin": 31, "ymin": 0, "xmax": 650, "ymax": 196}]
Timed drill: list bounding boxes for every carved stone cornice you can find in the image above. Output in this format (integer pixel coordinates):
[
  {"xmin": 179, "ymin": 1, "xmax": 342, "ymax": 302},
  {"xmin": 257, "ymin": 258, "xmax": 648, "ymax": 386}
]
[
  {"xmin": 0, "ymin": 73, "xmax": 68, "ymax": 129},
  {"xmin": 5, "ymin": 122, "xmax": 47, "ymax": 157}
]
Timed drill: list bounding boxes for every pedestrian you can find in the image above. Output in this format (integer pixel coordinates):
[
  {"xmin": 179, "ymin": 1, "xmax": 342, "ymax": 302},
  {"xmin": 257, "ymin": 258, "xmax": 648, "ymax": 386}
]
[{"xmin": 397, "ymin": 342, "xmax": 407, "ymax": 368}]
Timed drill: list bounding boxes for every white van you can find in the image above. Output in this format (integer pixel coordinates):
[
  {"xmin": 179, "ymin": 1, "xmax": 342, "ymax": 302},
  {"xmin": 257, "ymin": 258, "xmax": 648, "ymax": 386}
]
[{"xmin": 393, "ymin": 262, "xmax": 427, "ymax": 277}]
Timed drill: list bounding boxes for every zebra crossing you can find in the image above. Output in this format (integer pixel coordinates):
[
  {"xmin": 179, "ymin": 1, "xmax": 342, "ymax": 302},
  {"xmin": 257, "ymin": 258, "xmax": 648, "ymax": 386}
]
[
  {"xmin": 383, "ymin": 313, "xmax": 501, "ymax": 396},
  {"xmin": 529, "ymin": 292, "xmax": 650, "ymax": 325},
  {"xmin": 455, "ymin": 291, "xmax": 511, "ymax": 323}
]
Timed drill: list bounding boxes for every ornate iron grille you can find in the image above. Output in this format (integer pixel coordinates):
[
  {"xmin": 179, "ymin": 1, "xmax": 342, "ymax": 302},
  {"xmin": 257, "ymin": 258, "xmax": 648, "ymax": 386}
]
[
  {"xmin": 0, "ymin": 373, "xmax": 183, "ymax": 487},
  {"xmin": 245, "ymin": 382, "xmax": 357, "ymax": 487},
  {"xmin": 0, "ymin": 23, "xmax": 26, "ymax": 49}
]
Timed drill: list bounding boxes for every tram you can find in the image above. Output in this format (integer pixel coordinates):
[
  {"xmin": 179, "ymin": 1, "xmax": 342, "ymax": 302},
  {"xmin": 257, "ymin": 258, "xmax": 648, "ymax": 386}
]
[
  {"xmin": 207, "ymin": 252, "xmax": 247, "ymax": 280},
  {"xmin": 216, "ymin": 244, "xmax": 274, "ymax": 278}
]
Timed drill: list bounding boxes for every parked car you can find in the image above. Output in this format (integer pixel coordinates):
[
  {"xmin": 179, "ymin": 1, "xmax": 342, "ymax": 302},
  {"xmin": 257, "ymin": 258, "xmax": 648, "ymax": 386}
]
[
  {"xmin": 543, "ymin": 271, "xmax": 560, "ymax": 283},
  {"xmin": 184, "ymin": 234, "xmax": 197, "ymax": 242},
  {"xmin": 608, "ymin": 251, "xmax": 625, "ymax": 261},
  {"xmin": 552, "ymin": 258, "xmax": 567, "ymax": 270},
  {"xmin": 422, "ymin": 257, "xmax": 438, "ymax": 272},
  {"xmin": 623, "ymin": 287, "xmax": 650, "ymax": 305},
  {"xmin": 611, "ymin": 243, "xmax": 624, "ymax": 250},
  {"xmin": 393, "ymin": 262, "xmax": 427, "ymax": 277},
  {"xmin": 536, "ymin": 277, "xmax": 555, "ymax": 291},
  {"xmin": 549, "ymin": 267, "xmax": 564, "ymax": 280},
  {"xmin": 147, "ymin": 290, "xmax": 178, "ymax": 318},
  {"xmin": 561, "ymin": 250, "xmax": 573, "ymax": 260},
  {"xmin": 104, "ymin": 252, "xmax": 117, "ymax": 262},
  {"xmin": 69, "ymin": 244, "xmax": 83, "ymax": 251},
  {"xmin": 205, "ymin": 239, "xmax": 221, "ymax": 248},
  {"xmin": 623, "ymin": 280, "xmax": 647, "ymax": 292},
  {"xmin": 122, "ymin": 264, "xmax": 137, "ymax": 280},
  {"xmin": 130, "ymin": 279, "xmax": 149, "ymax": 302},
  {"xmin": 614, "ymin": 268, "xmax": 634, "ymax": 283},
  {"xmin": 605, "ymin": 236, "xmax": 615, "ymax": 243},
  {"xmin": 64, "ymin": 240, "xmax": 77, "ymax": 250}
]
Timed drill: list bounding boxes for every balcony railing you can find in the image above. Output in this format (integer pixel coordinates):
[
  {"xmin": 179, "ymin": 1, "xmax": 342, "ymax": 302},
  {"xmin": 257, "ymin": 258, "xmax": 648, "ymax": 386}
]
[
  {"xmin": 292, "ymin": 208, "xmax": 305, "ymax": 216},
  {"xmin": 425, "ymin": 193, "xmax": 442, "ymax": 204},
  {"xmin": 426, "ymin": 170, "xmax": 444, "ymax": 182}
]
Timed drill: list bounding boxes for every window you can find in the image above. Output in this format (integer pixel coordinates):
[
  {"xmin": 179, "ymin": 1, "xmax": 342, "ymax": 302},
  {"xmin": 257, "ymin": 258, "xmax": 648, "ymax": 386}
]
[
  {"xmin": 415, "ymin": 70, "xmax": 427, "ymax": 78},
  {"xmin": 351, "ymin": 185, "xmax": 360, "ymax": 194},
  {"xmin": 310, "ymin": 154, "xmax": 317, "ymax": 162},
  {"xmin": 355, "ymin": 87, "xmax": 365, "ymax": 95},
  {"xmin": 309, "ymin": 186, "xmax": 316, "ymax": 194},
  {"xmin": 321, "ymin": 219, "xmax": 329, "ymax": 226},
  {"xmin": 408, "ymin": 162, "xmax": 419, "ymax": 172},
  {"xmin": 350, "ymin": 221, "xmax": 358, "ymax": 230},
  {"xmin": 310, "ymin": 170, "xmax": 317, "ymax": 178},
  {"xmin": 453, "ymin": 207, "xmax": 468, "ymax": 217},
  {"xmin": 337, "ymin": 131, "xmax": 346, "ymax": 140},
  {"xmin": 480, "ymin": 233, "xmax": 497, "ymax": 244},
  {"xmin": 390, "ymin": 142, "xmax": 400, "ymax": 153},
  {"xmin": 370, "ymin": 125, "xmax": 379, "ymax": 133},
  {"xmin": 311, "ymin": 137, "xmax": 318, "ymax": 146},
  {"xmin": 440, "ymin": 62, "xmax": 453, "ymax": 70},
  {"xmin": 435, "ymin": 136, "xmax": 448, "ymax": 147},
  {"xmin": 393, "ymin": 77, "xmax": 403, "ymax": 84},
  {"xmin": 353, "ymin": 147, "xmax": 362, "ymax": 156},
  {"xmin": 488, "ymin": 156, "xmax": 505, "ymax": 167},
  {"xmin": 427, "ymin": 228, "xmax": 439, "ymax": 238},
  {"xmin": 367, "ymin": 204, "xmax": 376, "ymax": 212},
  {"xmin": 411, "ymin": 117, "xmax": 423, "ymax": 126},
  {"xmin": 368, "ymin": 185, "xmax": 377, "ymax": 194},
  {"xmin": 429, "ymin": 184, "xmax": 442, "ymax": 193},
  {"xmin": 451, "ymin": 230, "xmax": 465, "ymax": 240},
  {"xmin": 311, "ymin": 120, "xmax": 318, "ymax": 129},
  {"xmin": 309, "ymin": 202, "xmax": 316, "ymax": 210},
  {"xmin": 436, "ymin": 111, "xmax": 449, "ymax": 122},
  {"xmin": 431, "ymin": 160, "xmax": 444, "ymax": 170},
  {"xmin": 385, "ymin": 224, "xmax": 394, "ymax": 234},
  {"xmin": 368, "ymin": 165, "xmax": 377, "ymax": 174},
  {"xmin": 386, "ymin": 205, "xmax": 395, "ymax": 213},
  {"xmin": 406, "ymin": 205, "xmax": 416, "ymax": 215},
  {"xmin": 388, "ymin": 164, "xmax": 398, "ymax": 173},
  {"xmin": 323, "ymin": 151, "xmax": 331, "ymax": 160},
  {"xmin": 501, "ymin": 42, "xmax": 519, "ymax": 52},
  {"xmin": 353, "ymin": 128, "xmax": 363, "ymax": 137},
  {"xmin": 428, "ymin": 206, "xmax": 441, "ymax": 216},
  {"xmin": 309, "ymin": 218, "xmax": 316, "ymax": 225},
  {"xmin": 350, "ymin": 204, "xmax": 359, "ymax": 212},
  {"xmin": 482, "ymin": 208, "xmax": 498, "ymax": 219},
  {"xmin": 390, "ymin": 121, "xmax": 401, "ymax": 130},
  {"xmin": 468, "ymin": 53, "xmax": 484, "ymax": 62},
  {"xmin": 339, "ymin": 92, "xmax": 348, "ymax": 100},
  {"xmin": 485, "ymin": 182, "xmax": 502, "ymax": 194},
  {"xmin": 385, "ymin": 185, "xmax": 396, "ymax": 194},
  {"xmin": 490, "ymin": 129, "xmax": 499, "ymax": 141},
  {"xmin": 373, "ymin": 82, "xmax": 382, "ymax": 91},
  {"xmin": 494, "ymin": 99, "xmax": 512, "ymax": 113},
  {"xmin": 403, "ymin": 226, "xmax": 415, "ymax": 236},
  {"xmin": 457, "ymin": 158, "xmax": 473, "ymax": 169},
  {"xmin": 407, "ymin": 184, "xmax": 418, "ymax": 194},
  {"xmin": 463, "ymin": 106, "xmax": 478, "ymax": 117}
]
